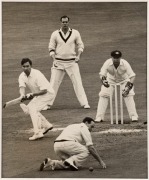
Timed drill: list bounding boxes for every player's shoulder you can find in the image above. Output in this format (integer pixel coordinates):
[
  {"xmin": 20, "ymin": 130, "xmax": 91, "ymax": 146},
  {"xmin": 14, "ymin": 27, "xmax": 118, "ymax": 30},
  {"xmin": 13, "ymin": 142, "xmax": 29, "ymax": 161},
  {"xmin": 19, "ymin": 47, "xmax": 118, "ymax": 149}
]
[
  {"xmin": 19, "ymin": 72, "xmax": 25, "ymax": 78},
  {"xmin": 121, "ymin": 58, "xmax": 127, "ymax": 62},
  {"xmin": 31, "ymin": 68, "xmax": 43, "ymax": 75},
  {"xmin": 72, "ymin": 28, "xmax": 78, "ymax": 32},
  {"xmin": 51, "ymin": 29, "xmax": 60, "ymax": 35},
  {"xmin": 121, "ymin": 58, "xmax": 130, "ymax": 65},
  {"xmin": 104, "ymin": 58, "xmax": 112, "ymax": 64},
  {"xmin": 72, "ymin": 28, "xmax": 80, "ymax": 34}
]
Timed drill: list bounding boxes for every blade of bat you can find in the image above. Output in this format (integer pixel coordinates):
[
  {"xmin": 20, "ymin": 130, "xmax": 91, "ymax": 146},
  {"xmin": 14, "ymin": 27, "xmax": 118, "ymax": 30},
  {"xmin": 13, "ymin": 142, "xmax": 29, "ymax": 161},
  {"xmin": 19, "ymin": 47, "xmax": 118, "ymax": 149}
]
[{"xmin": 3, "ymin": 97, "xmax": 23, "ymax": 108}]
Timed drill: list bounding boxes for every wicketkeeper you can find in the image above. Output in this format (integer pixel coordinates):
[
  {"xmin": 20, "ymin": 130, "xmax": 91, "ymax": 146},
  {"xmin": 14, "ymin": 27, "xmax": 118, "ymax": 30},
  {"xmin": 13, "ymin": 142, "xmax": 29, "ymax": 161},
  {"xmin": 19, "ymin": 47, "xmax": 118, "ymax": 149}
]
[
  {"xmin": 95, "ymin": 50, "xmax": 138, "ymax": 123},
  {"xmin": 18, "ymin": 58, "xmax": 55, "ymax": 140}
]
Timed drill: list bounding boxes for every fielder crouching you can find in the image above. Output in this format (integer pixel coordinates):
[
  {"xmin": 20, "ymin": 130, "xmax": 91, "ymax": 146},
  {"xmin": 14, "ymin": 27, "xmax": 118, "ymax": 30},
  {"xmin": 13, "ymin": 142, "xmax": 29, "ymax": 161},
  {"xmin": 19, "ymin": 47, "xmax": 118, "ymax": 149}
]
[
  {"xmin": 18, "ymin": 58, "xmax": 55, "ymax": 140},
  {"xmin": 40, "ymin": 117, "xmax": 106, "ymax": 171},
  {"xmin": 95, "ymin": 50, "xmax": 138, "ymax": 123}
]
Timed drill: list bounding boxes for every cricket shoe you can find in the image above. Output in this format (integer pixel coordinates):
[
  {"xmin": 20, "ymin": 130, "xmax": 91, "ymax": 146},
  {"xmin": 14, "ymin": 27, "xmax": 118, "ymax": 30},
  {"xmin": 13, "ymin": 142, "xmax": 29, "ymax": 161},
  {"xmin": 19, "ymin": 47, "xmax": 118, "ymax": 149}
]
[
  {"xmin": 29, "ymin": 132, "xmax": 44, "ymax": 141},
  {"xmin": 40, "ymin": 158, "xmax": 55, "ymax": 171},
  {"xmin": 42, "ymin": 125, "xmax": 53, "ymax": 134},
  {"xmin": 94, "ymin": 118, "xmax": 104, "ymax": 123},
  {"xmin": 42, "ymin": 105, "xmax": 51, "ymax": 111},
  {"xmin": 131, "ymin": 116, "xmax": 138, "ymax": 122},
  {"xmin": 64, "ymin": 159, "xmax": 78, "ymax": 171},
  {"xmin": 83, "ymin": 104, "xmax": 90, "ymax": 109},
  {"xmin": 20, "ymin": 103, "xmax": 29, "ymax": 115}
]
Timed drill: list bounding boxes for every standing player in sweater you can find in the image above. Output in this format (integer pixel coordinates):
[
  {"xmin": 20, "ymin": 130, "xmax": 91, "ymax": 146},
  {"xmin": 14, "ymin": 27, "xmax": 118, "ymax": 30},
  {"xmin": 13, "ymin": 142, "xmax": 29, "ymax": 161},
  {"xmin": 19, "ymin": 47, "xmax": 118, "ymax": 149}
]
[{"xmin": 44, "ymin": 15, "xmax": 90, "ymax": 110}]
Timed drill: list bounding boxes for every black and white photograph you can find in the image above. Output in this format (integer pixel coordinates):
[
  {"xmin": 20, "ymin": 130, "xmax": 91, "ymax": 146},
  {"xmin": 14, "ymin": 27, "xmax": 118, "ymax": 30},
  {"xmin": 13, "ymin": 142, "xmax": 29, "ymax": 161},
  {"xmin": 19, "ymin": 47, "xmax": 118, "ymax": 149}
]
[{"xmin": 2, "ymin": 0, "xmax": 147, "ymax": 178}]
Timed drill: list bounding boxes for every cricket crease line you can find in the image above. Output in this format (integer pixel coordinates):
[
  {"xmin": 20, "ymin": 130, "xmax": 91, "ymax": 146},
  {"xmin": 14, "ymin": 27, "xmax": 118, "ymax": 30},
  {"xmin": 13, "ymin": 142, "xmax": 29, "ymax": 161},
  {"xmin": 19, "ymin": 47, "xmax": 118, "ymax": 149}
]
[
  {"xmin": 95, "ymin": 128, "xmax": 147, "ymax": 134},
  {"xmin": 17, "ymin": 128, "xmax": 147, "ymax": 134}
]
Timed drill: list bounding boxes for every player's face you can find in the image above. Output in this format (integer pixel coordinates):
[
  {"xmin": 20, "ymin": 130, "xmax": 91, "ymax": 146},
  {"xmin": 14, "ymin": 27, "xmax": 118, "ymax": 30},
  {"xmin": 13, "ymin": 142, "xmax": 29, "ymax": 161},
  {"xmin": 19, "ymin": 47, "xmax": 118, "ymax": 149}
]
[
  {"xmin": 22, "ymin": 62, "xmax": 31, "ymax": 76},
  {"xmin": 112, "ymin": 57, "xmax": 121, "ymax": 66},
  {"xmin": 61, "ymin": 18, "xmax": 69, "ymax": 28},
  {"xmin": 88, "ymin": 121, "xmax": 95, "ymax": 132}
]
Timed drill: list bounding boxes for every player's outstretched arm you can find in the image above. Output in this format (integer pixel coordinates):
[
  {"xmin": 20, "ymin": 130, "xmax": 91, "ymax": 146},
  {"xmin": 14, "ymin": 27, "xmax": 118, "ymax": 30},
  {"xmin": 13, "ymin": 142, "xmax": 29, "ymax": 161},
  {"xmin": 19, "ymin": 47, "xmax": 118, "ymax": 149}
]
[{"xmin": 88, "ymin": 145, "xmax": 106, "ymax": 169}]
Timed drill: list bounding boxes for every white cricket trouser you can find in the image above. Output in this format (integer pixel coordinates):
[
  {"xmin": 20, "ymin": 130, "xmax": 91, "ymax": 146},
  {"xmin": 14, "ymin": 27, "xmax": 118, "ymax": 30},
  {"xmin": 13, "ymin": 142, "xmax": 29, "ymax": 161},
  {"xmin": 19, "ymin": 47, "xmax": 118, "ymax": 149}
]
[
  {"xmin": 27, "ymin": 92, "xmax": 54, "ymax": 133},
  {"xmin": 96, "ymin": 84, "xmax": 138, "ymax": 121},
  {"xmin": 50, "ymin": 141, "xmax": 89, "ymax": 169},
  {"xmin": 49, "ymin": 61, "xmax": 89, "ymax": 106}
]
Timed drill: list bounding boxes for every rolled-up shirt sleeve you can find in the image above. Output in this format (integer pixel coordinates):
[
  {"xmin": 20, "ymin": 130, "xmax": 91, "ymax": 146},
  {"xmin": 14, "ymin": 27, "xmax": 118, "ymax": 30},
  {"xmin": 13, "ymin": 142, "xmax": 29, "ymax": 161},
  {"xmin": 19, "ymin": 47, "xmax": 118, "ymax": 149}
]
[
  {"xmin": 99, "ymin": 60, "xmax": 109, "ymax": 77},
  {"xmin": 18, "ymin": 74, "xmax": 26, "ymax": 88},
  {"xmin": 80, "ymin": 125, "xmax": 93, "ymax": 146},
  {"xmin": 76, "ymin": 31, "xmax": 84, "ymax": 52},
  {"xmin": 125, "ymin": 61, "xmax": 136, "ymax": 78},
  {"xmin": 48, "ymin": 32, "xmax": 57, "ymax": 56}
]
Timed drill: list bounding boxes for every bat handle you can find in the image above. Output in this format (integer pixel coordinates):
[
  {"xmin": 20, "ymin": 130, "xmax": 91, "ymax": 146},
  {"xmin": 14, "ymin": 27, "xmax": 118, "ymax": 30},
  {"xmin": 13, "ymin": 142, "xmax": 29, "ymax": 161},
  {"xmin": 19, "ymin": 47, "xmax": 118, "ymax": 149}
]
[
  {"xmin": 3, "ymin": 104, "xmax": 6, "ymax": 108},
  {"xmin": 21, "ymin": 96, "xmax": 28, "ymax": 102}
]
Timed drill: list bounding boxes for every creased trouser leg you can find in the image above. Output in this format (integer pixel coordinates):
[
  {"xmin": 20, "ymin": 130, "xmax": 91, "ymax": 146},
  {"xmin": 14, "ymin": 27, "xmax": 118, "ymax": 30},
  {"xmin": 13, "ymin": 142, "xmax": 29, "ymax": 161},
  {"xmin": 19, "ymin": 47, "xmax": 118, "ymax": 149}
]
[
  {"xmin": 50, "ymin": 68, "xmax": 65, "ymax": 105},
  {"xmin": 124, "ymin": 96, "xmax": 138, "ymax": 119},
  {"xmin": 96, "ymin": 96, "xmax": 109, "ymax": 120},
  {"xmin": 66, "ymin": 63, "xmax": 88, "ymax": 106}
]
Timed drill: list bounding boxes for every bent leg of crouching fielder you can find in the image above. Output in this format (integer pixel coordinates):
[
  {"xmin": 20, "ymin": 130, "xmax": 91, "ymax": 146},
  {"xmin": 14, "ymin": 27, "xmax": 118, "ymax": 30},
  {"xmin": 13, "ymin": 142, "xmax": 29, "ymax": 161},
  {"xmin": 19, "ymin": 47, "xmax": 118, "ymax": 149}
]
[
  {"xmin": 55, "ymin": 141, "xmax": 89, "ymax": 168},
  {"xmin": 40, "ymin": 142, "xmax": 89, "ymax": 171}
]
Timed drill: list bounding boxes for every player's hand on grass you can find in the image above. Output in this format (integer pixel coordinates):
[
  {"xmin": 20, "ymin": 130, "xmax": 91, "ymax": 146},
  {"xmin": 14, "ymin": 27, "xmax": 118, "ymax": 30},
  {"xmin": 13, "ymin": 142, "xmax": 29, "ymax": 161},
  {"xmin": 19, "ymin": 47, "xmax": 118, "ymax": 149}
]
[{"xmin": 100, "ymin": 160, "xmax": 106, "ymax": 169}]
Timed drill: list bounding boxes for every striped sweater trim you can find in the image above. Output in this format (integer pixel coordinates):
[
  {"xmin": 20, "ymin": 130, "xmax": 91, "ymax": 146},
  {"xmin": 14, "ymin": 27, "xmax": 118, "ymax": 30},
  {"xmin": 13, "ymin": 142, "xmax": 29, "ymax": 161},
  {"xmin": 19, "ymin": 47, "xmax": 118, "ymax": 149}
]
[{"xmin": 59, "ymin": 29, "xmax": 72, "ymax": 43}]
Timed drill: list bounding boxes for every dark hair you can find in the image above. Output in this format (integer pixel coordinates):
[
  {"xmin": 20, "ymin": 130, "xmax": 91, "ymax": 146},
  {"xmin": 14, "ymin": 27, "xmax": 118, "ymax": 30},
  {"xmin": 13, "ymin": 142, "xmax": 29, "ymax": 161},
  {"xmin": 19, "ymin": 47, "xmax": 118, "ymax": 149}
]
[
  {"xmin": 111, "ymin": 50, "xmax": 122, "ymax": 58},
  {"xmin": 83, "ymin": 117, "xmax": 95, "ymax": 124},
  {"xmin": 60, "ymin": 15, "xmax": 70, "ymax": 22},
  {"xmin": 21, "ymin": 58, "xmax": 32, "ymax": 66}
]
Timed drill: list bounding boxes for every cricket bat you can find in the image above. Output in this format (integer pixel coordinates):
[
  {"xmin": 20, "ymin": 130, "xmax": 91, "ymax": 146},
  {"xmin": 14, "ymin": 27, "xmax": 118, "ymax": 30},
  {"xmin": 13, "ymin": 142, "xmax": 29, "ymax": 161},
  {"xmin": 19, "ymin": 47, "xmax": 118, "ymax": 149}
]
[{"xmin": 3, "ymin": 96, "xmax": 28, "ymax": 108}]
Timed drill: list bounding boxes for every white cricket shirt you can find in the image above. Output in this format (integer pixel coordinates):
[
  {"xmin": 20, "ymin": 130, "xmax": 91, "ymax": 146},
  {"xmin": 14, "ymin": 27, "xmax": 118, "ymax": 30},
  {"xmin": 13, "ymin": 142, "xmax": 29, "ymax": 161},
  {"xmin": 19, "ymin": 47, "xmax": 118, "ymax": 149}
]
[
  {"xmin": 18, "ymin": 68, "xmax": 54, "ymax": 94},
  {"xmin": 100, "ymin": 58, "xmax": 136, "ymax": 83},
  {"xmin": 56, "ymin": 123, "xmax": 93, "ymax": 146}
]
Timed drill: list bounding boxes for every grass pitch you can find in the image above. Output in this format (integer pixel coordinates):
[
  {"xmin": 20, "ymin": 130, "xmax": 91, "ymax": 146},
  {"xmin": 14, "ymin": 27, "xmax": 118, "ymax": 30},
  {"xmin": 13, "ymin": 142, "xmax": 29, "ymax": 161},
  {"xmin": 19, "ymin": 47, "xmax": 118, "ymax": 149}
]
[{"xmin": 2, "ymin": 2, "xmax": 147, "ymax": 178}]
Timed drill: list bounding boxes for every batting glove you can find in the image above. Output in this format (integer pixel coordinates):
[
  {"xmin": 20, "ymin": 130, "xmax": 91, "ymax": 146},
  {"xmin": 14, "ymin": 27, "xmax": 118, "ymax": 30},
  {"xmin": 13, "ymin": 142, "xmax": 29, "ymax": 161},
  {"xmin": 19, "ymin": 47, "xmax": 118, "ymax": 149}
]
[
  {"xmin": 25, "ymin": 93, "xmax": 34, "ymax": 100},
  {"xmin": 101, "ymin": 76, "xmax": 109, "ymax": 88},
  {"xmin": 20, "ymin": 95, "xmax": 26, "ymax": 102}
]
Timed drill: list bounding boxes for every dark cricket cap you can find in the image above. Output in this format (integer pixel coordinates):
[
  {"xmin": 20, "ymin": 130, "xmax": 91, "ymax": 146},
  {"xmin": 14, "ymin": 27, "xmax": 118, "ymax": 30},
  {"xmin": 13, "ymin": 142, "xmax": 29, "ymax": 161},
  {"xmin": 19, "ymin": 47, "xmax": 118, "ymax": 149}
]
[{"xmin": 111, "ymin": 50, "xmax": 122, "ymax": 58}]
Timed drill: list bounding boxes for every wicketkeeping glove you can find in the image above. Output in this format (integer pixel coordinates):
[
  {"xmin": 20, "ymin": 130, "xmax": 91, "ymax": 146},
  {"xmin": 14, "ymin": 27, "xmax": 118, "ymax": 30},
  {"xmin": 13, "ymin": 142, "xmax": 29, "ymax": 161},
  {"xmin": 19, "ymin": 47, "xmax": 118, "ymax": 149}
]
[
  {"xmin": 122, "ymin": 81, "xmax": 133, "ymax": 97},
  {"xmin": 101, "ymin": 76, "xmax": 109, "ymax": 88}
]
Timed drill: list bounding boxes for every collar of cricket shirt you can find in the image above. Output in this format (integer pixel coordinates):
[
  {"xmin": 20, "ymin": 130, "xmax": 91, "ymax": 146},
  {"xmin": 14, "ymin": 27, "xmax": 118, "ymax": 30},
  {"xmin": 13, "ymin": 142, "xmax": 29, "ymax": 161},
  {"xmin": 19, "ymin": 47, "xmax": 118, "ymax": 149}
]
[
  {"xmin": 23, "ymin": 68, "xmax": 33, "ymax": 77},
  {"xmin": 59, "ymin": 28, "xmax": 72, "ymax": 43},
  {"xmin": 109, "ymin": 58, "xmax": 123, "ymax": 66}
]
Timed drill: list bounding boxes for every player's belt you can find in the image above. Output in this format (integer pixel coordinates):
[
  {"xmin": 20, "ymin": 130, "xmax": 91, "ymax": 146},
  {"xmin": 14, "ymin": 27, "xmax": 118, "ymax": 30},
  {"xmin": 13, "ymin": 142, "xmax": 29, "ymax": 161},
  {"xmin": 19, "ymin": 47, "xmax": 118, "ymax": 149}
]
[
  {"xmin": 54, "ymin": 139, "xmax": 76, "ymax": 143},
  {"xmin": 55, "ymin": 58, "xmax": 75, "ymax": 61}
]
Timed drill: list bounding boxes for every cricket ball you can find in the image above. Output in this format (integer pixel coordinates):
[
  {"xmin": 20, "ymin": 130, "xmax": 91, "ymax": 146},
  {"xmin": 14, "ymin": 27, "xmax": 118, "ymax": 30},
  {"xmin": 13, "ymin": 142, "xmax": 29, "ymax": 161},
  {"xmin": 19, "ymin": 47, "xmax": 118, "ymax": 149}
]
[{"xmin": 89, "ymin": 167, "xmax": 94, "ymax": 172}]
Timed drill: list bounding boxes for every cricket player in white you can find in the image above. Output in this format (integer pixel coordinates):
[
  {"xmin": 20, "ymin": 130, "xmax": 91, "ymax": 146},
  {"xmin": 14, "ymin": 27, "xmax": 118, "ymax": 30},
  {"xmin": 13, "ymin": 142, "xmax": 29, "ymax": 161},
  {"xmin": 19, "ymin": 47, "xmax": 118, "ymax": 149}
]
[
  {"xmin": 18, "ymin": 58, "xmax": 55, "ymax": 140},
  {"xmin": 95, "ymin": 50, "xmax": 138, "ymax": 123},
  {"xmin": 45, "ymin": 15, "xmax": 90, "ymax": 110},
  {"xmin": 40, "ymin": 117, "xmax": 106, "ymax": 171}
]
